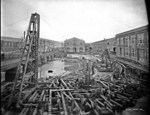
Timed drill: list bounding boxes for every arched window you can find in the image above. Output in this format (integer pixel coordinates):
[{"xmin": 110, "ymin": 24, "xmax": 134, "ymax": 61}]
[
  {"xmin": 79, "ymin": 47, "xmax": 83, "ymax": 52},
  {"xmin": 67, "ymin": 47, "xmax": 70, "ymax": 52}
]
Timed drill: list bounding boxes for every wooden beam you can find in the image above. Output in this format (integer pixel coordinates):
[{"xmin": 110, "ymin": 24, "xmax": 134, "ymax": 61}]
[
  {"xmin": 61, "ymin": 92, "xmax": 68, "ymax": 115},
  {"xmin": 48, "ymin": 89, "xmax": 52, "ymax": 115}
]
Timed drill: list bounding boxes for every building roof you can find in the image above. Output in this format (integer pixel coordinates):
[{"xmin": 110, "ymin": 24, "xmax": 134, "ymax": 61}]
[
  {"xmin": 1, "ymin": 36, "xmax": 22, "ymax": 42},
  {"xmin": 116, "ymin": 25, "xmax": 148, "ymax": 37},
  {"xmin": 1, "ymin": 36, "xmax": 62, "ymax": 44},
  {"xmin": 40, "ymin": 38, "xmax": 60, "ymax": 43},
  {"xmin": 92, "ymin": 39, "xmax": 106, "ymax": 44},
  {"xmin": 105, "ymin": 37, "xmax": 116, "ymax": 41},
  {"xmin": 65, "ymin": 37, "xmax": 84, "ymax": 42}
]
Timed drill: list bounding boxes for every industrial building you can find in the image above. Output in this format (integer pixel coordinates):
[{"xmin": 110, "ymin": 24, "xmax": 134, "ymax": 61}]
[
  {"xmin": 1, "ymin": 36, "xmax": 62, "ymax": 60},
  {"xmin": 116, "ymin": 25, "xmax": 149, "ymax": 67},
  {"xmin": 64, "ymin": 37, "xmax": 85, "ymax": 53}
]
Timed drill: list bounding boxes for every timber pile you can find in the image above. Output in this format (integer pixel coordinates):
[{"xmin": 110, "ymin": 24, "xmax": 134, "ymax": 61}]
[
  {"xmin": 1, "ymin": 59, "xmax": 149, "ymax": 115},
  {"xmin": 1, "ymin": 73, "xmax": 149, "ymax": 115}
]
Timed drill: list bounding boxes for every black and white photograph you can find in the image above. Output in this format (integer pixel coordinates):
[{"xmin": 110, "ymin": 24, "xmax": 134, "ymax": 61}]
[{"xmin": 1, "ymin": 0, "xmax": 149, "ymax": 115}]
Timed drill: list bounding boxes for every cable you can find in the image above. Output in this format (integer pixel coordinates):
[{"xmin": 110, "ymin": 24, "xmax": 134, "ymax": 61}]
[
  {"xmin": 3, "ymin": 16, "xmax": 29, "ymax": 29},
  {"xmin": 40, "ymin": 16, "xmax": 65, "ymax": 39}
]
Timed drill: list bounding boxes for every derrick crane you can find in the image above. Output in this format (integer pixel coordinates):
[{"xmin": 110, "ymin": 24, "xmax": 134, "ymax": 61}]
[
  {"xmin": 8, "ymin": 13, "xmax": 40, "ymax": 108},
  {"xmin": 101, "ymin": 49, "xmax": 112, "ymax": 69}
]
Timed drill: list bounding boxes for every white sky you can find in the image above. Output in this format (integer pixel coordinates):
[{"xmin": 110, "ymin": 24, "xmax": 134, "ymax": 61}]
[{"xmin": 1, "ymin": 0, "xmax": 148, "ymax": 43}]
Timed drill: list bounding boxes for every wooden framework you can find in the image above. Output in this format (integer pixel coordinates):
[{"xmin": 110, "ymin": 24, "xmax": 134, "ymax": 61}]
[{"xmin": 8, "ymin": 13, "xmax": 40, "ymax": 107}]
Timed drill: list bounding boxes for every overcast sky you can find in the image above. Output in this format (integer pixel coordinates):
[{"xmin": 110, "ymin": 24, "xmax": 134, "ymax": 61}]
[{"xmin": 1, "ymin": 0, "xmax": 148, "ymax": 43}]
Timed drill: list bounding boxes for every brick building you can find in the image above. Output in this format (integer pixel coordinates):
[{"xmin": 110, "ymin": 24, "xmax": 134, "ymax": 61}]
[
  {"xmin": 1, "ymin": 36, "xmax": 23, "ymax": 53},
  {"xmin": 91, "ymin": 39, "xmax": 107, "ymax": 55},
  {"xmin": 85, "ymin": 43, "xmax": 92, "ymax": 54},
  {"xmin": 105, "ymin": 37, "xmax": 116, "ymax": 53},
  {"xmin": 64, "ymin": 37, "xmax": 85, "ymax": 53},
  {"xmin": 116, "ymin": 25, "xmax": 149, "ymax": 66},
  {"xmin": 1, "ymin": 36, "xmax": 62, "ymax": 60}
]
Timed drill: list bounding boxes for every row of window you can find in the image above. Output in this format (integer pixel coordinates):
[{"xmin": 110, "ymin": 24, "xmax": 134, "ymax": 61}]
[
  {"xmin": 66, "ymin": 47, "xmax": 84, "ymax": 50},
  {"xmin": 65, "ymin": 42, "xmax": 84, "ymax": 46},
  {"xmin": 66, "ymin": 47, "xmax": 84, "ymax": 52},
  {"xmin": 117, "ymin": 33, "xmax": 146, "ymax": 45},
  {"xmin": 1, "ymin": 41, "xmax": 20, "ymax": 47},
  {"xmin": 2, "ymin": 47, "xmax": 20, "ymax": 52},
  {"xmin": 119, "ymin": 47, "xmax": 148, "ymax": 61}
]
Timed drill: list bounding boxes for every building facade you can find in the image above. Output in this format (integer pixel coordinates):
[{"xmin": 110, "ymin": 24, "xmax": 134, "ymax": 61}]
[
  {"xmin": 64, "ymin": 37, "xmax": 85, "ymax": 53},
  {"xmin": 1, "ymin": 37, "xmax": 24, "ymax": 60},
  {"xmin": 116, "ymin": 25, "xmax": 149, "ymax": 66},
  {"xmin": 91, "ymin": 38, "xmax": 116, "ymax": 56},
  {"xmin": 1, "ymin": 36, "xmax": 62, "ymax": 60},
  {"xmin": 91, "ymin": 39, "xmax": 107, "ymax": 54},
  {"xmin": 105, "ymin": 37, "xmax": 116, "ymax": 53},
  {"xmin": 1, "ymin": 37, "xmax": 23, "ymax": 53},
  {"xmin": 85, "ymin": 43, "xmax": 93, "ymax": 54}
]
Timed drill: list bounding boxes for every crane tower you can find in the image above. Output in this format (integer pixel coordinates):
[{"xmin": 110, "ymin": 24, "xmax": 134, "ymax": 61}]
[{"xmin": 8, "ymin": 13, "xmax": 40, "ymax": 108}]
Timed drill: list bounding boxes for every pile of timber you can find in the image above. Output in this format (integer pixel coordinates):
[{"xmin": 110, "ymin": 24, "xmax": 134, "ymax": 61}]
[
  {"xmin": 1, "ymin": 74, "xmax": 149, "ymax": 115},
  {"xmin": 1, "ymin": 60, "xmax": 149, "ymax": 115}
]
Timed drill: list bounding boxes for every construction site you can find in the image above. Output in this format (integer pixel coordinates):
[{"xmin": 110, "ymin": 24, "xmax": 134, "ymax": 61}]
[{"xmin": 1, "ymin": 13, "xmax": 149, "ymax": 115}]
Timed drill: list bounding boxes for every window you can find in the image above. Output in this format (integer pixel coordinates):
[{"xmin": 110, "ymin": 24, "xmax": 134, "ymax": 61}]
[
  {"xmin": 117, "ymin": 38, "xmax": 120, "ymax": 45},
  {"xmin": 131, "ymin": 48, "xmax": 136, "ymax": 57},
  {"xmin": 137, "ymin": 33, "xmax": 144, "ymax": 44},
  {"xmin": 125, "ymin": 47, "xmax": 128, "ymax": 56},
  {"xmin": 10, "ymin": 42, "xmax": 12, "ymax": 46},
  {"xmin": 79, "ymin": 47, "xmax": 83, "ymax": 52},
  {"xmin": 12, "ymin": 42, "xmax": 14, "ymax": 46},
  {"xmin": 120, "ymin": 37, "xmax": 124, "ymax": 45},
  {"xmin": 139, "ymin": 49, "xmax": 144, "ymax": 60},
  {"xmin": 130, "ymin": 35, "xmax": 136, "ymax": 44},
  {"xmin": 5, "ymin": 41, "xmax": 7, "ymax": 46},
  {"xmin": 125, "ymin": 36, "xmax": 129, "ymax": 45}
]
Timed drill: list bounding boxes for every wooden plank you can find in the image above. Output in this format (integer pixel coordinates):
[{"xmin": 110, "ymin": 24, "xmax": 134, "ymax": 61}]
[
  {"xmin": 23, "ymin": 87, "xmax": 37, "ymax": 100},
  {"xmin": 48, "ymin": 90, "xmax": 52, "ymax": 115},
  {"xmin": 52, "ymin": 89, "xmax": 74, "ymax": 92},
  {"xmin": 32, "ymin": 107, "xmax": 37, "ymax": 115},
  {"xmin": 39, "ymin": 90, "xmax": 45, "ymax": 101},
  {"xmin": 97, "ymin": 80, "xmax": 108, "ymax": 88},
  {"xmin": 29, "ymin": 91, "xmax": 37, "ymax": 101},
  {"xmin": 63, "ymin": 92, "xmax": 72, "ymax": 100},
  {"xmin": 96, "ymin": 99, "xmax": 104, "ymax": 107},
  {"xmin": 22, "ymin": 103, "xmax": 38, "ymax": 106},
  {"xmin": 19, "ymin": 108, "xmax": 27, "ymax": 115},
  {"xmin": 109, "ymin": 99, "xmax": 123, "ymax": 107},
  {"xmin": 61, "ymin": 92, "xmax": 68, "ymax": 115}
]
